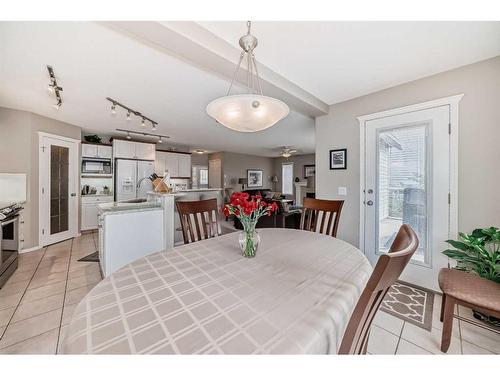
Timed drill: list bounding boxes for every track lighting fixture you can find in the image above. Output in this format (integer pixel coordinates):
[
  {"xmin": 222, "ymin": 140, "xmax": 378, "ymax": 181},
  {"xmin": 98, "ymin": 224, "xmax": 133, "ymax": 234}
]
[
  {"xmin": 47, "ymin": 66, "xmax": 63, "ymax": 109},
  {"xmin": 106, "ymin": 97, "xmax": 159, "ymax": 131},
  {"xmin": 194, "ymin": 149, "xmax": 205, "ymax": 154},
  {"xmin": 116, "ymin": 128, "xmax": 170, "ymax": 142}
]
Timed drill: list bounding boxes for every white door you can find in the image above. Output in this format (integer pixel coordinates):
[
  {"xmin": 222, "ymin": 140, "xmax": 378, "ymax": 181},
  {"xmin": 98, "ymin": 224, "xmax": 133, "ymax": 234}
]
[
  {"xmin": 97, "ymin": 145, "xmax": 112, "ymax": 159},
  {"xmin": 39, "ymin": 133, "xmax": 79, "ymax": 246},
  {"xmin": 115, "ymin": 159, "xmax": 137, "ymax": 201},
  {"xmin": 155, "ymin": 152, "xmax": 166, "ymax": 176},
  {"xmin": 208, "ymin": 159, "xmax": 222, "ymax": 188},
  {"xmin": 113, "ymin": 140, "xmax": 136, "ymax": 159},
  {"xmin": 364, "ymin": 106, "xmax": 451, "ymax": 290},
  {"xmin": 135, "ymin": 142, "xmax": 156, "ymax": 161},
  {"xmin": 137, "ymin": 161, "xmax": 154, "ymax": 198},
  {"xmin": 82, "ymin": 144, "xmax": 98, "ymax": 158}
]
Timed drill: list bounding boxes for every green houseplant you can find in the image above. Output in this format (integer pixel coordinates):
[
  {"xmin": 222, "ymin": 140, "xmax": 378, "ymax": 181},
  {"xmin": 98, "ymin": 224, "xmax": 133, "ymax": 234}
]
[{"xmin": 443, "ymin": 226, "xmax": 500, "ymax": 326}]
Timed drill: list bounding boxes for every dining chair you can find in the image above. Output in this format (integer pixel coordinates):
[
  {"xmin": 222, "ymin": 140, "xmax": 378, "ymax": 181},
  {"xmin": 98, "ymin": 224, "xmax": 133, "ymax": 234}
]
[
  {"xmin": 176, "ymin": 198, "xmax": 222, "ymax": 244},
  {"xmin": 299, "ymin": 197, "xmax": 344, "ymax": 237},
  {"xmin": 338, "ymin": 224, "xmax": 419, "ymax": 354}
]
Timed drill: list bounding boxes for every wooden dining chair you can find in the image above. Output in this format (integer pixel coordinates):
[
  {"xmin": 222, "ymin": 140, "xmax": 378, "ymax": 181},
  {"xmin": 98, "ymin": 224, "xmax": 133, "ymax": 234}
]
[
  {"xmin": 338, "ymin": 224, "xmax": 419, "ymax": 354},
  {"xmin": 176, "ymin": 198, "xmax": 222, "ymax": 244},
  {"xmin": 299, "ymin": 197, "xmax": 344, "ymax": 237}
]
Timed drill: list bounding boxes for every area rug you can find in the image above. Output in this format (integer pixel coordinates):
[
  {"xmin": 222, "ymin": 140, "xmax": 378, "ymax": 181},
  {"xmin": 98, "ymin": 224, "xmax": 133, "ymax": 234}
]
[
  {"xmin": 78, "ymin": 251, "xmax": 99, "ymax": 262},
  {"xmin": 380, "ymin": 280, "xmax": 435, "ymax": 331}
]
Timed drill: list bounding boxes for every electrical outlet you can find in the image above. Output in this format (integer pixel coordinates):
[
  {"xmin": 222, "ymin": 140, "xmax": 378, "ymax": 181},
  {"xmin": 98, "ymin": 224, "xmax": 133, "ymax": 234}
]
[{"xmin": 338, "ymin": 187, "xmax": 347, "ymax": 196}]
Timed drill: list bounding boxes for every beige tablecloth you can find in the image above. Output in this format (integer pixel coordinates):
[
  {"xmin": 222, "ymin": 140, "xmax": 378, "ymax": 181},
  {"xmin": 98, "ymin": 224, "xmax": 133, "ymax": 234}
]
[{"xmin": 62, "ymin": 228, "xmax": 372, "ymax": 354}]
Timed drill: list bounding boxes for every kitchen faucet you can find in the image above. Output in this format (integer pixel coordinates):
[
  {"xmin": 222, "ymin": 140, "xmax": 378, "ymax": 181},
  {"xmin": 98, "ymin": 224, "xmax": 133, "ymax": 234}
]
[{"xmin": 136, "ymin": 177, "xmax": 150, "ymax": 189}]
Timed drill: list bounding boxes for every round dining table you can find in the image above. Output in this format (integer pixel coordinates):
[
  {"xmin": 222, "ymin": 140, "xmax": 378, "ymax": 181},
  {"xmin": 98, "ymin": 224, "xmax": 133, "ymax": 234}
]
[{"xmin": 61, "ymin": 228, "xmax": 372, "ymax": 354}]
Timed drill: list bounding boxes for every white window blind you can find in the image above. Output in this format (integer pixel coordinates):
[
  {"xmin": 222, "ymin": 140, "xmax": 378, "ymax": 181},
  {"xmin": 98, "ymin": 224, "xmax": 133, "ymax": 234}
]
[{"xmin": 282, "ymin": 163, "xmax": 294, "ymax": 195}]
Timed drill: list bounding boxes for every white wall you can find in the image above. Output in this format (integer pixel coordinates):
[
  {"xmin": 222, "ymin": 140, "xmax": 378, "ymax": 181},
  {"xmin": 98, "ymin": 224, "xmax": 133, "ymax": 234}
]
[{"xmin": 316, "ymin": 56, "xmax": 500, "ymax": 246}]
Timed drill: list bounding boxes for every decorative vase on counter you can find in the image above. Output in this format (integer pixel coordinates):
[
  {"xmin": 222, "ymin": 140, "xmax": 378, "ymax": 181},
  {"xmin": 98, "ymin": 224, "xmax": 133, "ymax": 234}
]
[{"xmin": 222, "ymin": 192, "xmax": 277, "ymax": 258}]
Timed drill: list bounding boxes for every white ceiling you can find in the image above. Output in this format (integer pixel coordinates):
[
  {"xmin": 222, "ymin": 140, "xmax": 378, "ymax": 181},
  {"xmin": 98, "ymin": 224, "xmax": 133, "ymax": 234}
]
[
  {"xmin": 0, "ymin": 22, "xmax": 315, "ymax": 157},
  {"xmin": 0, "ymin": 21, "xmax": 499, "ymax": 157},
  {"xmin": 198, "ymin": 21, "xmax": 500, "ymax": 104}
]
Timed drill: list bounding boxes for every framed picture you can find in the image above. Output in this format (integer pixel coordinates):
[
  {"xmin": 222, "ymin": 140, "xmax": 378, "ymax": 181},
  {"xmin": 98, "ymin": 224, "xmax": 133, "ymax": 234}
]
[
  {"xmin": 329, "ymin": 149, "xmax": 347, "ymax": 170},
  {"xmin": 303, "ymin": 164, "xmax": 316, "ymax": 178},
  {"xmin": 247, "ymin": 169, "xmax": 263, "ymax": 188}
]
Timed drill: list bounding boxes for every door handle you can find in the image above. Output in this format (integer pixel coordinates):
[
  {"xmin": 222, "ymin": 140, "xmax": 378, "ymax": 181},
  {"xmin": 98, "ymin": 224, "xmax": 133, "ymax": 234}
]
[
  {"xmin": 70, "ymin": 193, "xmax": 76, "ymax": 197},
  {"xmin": 366, "ymin": 200, "xmax": 373, "ymax": 206}
]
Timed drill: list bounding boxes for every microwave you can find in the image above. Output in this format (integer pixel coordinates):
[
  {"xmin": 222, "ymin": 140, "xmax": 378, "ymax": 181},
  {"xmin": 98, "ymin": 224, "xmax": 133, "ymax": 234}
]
[{"xmin": 82, "ymin": 158, "xmax": 112, "ymax": 175}]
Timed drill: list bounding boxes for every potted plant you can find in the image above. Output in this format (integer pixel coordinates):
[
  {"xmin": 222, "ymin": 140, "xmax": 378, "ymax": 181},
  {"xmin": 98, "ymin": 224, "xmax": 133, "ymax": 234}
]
[
  {"xmin": 443, "ymin": 226, "xmax": 500, "ymax": 326},
  {"xmin": 222, "ymin": 192, "xmax": 278, "ymax": 258}
]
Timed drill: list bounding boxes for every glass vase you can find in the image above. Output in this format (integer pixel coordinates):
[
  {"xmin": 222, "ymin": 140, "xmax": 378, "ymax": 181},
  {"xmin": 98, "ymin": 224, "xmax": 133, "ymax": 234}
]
[{"xmin": 239, "ymin": 224, "xmax": 260, "ymax": 258}]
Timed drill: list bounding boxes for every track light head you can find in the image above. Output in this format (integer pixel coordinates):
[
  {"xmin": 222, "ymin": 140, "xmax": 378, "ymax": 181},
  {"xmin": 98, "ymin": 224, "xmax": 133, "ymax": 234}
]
[
  {"xmin": 141, "ymin": 117, "xmax": 146, "ymax": 127},
  {"xmin": 158, "ymin": 136, "xmax": 163, "ymax": 143},
  {"xmin": 152, "ymin": 123, "xmax": 157, "ymax": 131},
  {"xmin": 126, "ymin": 111, "xmax": 131, "ymax": 121},
  {"xmin": 126, "ymin": 132, "xmax": 131, "ymax": 140},
  {"xmin": 111, "ymin": 103, "xmax": 117, "ymax": 117}
]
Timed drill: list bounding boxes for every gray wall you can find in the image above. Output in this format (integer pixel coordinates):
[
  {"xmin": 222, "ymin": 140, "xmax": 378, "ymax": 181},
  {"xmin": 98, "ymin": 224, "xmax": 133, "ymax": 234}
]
[
  {"xmin": 0, "ymin": 107, "xmax": 81, "ymax": 249},
  {"xmin": 222, "ymin": 152, "xmax": 275, "ymax": 191},
  {"xmin": 316, "ymin": 56, "xmax": 500, "ymax": 246},
  {"xmin": 273, "ymin": 154, "xmax": 315, "ymax": 197}
]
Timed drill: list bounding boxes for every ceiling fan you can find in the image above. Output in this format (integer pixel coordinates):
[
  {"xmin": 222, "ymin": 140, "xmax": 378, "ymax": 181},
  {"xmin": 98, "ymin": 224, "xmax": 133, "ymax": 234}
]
[{"xmin": 280, "ymin": 146, "xmax": 298, "ymax": 158}]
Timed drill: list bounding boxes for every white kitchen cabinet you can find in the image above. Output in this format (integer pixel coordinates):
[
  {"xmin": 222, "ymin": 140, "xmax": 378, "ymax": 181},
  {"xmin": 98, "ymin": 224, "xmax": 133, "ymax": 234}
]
[
  {"xmin": 97, "ymin": 145, "xmax": 112, "ymax": 159},
  {"xmin": 113, "ymin": 140, "xmax": 155, "ymax": 161},
  {"xmin": 178, "ymin": 154, "xmax": 191, "ymax": 178},
  {"xmin": 82, "ymin": 144, "xmax": 112, "ymax": 159},
  {"xmin": 82, "ymin": 144, "xmax": 98, "ymax": 158},
  {"xmin": 155, "ymin": 151, "xmax": 166, "ymax": 175},
  {"xmin": 81, "ymin": 196, "xmax": 114, "ymax": 230},
  {"xmin": 135, "ymin": 142, "xmax": 156, "ymax": 161},
  {"xmin": 165, "ymin": 152, "xmax": 179, "ymax": 177}
]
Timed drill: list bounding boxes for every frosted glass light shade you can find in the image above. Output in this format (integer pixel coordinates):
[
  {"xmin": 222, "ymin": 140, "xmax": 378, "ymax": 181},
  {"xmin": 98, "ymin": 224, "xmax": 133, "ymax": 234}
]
[{"xmin": 206, "ymin": 94, "xmax": 289, "ymax": 132}]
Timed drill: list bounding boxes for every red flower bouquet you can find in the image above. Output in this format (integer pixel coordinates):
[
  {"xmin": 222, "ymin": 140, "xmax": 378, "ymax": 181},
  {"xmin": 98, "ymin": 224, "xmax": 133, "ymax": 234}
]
[{"xmin": 222, "ymin": 192, "xmax": 278, "ymax": 257}]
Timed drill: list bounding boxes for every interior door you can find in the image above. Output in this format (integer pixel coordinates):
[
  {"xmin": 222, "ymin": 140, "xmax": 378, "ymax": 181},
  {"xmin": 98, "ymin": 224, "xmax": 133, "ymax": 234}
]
[
  {"xmin": 364, "ymin": 106, "xmax": 450, "ymax": 290},
  {"xmin": 115, "ymin": 159, "xmax": 137, "ymax": 201},
  {"xmin": 40, "ymin": 134, "xmax": 79, "ymax": 246}
]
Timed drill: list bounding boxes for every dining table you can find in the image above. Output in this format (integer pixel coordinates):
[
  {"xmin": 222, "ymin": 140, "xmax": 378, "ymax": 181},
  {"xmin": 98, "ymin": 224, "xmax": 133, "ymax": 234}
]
[{"xmin": 61, "ymin": 228, "xmax": 372, "ymax": 354}]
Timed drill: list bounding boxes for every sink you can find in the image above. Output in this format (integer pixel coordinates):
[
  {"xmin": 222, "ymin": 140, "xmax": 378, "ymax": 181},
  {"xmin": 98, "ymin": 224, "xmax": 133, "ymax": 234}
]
[{"xmin": 119, "ymin": 198, "xmax": 148, "ymax": 204}]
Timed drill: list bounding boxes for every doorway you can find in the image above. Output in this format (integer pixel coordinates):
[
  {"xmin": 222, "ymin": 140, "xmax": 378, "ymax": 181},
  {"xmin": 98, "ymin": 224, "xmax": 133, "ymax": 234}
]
[
  {"xmin": 39, "ymin": 132, "xmax": 80, "ymax": 247},
  {"xmin": 359, "ymin": 96, "xmax": 461, "ymax": 290}
]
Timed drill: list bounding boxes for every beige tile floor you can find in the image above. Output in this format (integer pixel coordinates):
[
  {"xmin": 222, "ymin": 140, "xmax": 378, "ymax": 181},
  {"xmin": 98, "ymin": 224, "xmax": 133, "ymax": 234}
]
[{"xmin": 0, "ymin": 232, "xmax": 498, "ymax": 354}]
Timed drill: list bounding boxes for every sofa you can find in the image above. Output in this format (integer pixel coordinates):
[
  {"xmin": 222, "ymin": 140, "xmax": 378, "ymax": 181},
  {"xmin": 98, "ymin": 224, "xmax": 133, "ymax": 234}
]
[{"xmin": 232, "ymin": 189, "xmax": 301, "ymax": 229}]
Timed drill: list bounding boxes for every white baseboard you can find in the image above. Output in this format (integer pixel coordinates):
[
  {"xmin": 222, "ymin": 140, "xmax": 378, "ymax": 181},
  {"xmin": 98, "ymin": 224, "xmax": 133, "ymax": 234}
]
[{"xmin": 19, "ymin": 245, "xmax": 42, "ymax": 254}]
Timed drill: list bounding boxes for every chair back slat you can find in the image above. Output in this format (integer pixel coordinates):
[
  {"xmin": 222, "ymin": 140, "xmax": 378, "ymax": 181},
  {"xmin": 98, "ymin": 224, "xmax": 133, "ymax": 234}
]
[
  {"xmin": 300, "ymin": 198, "xmax": 344, "ymax": 237},
  {"xmin": 338, "ymin": 224, "xmax": 419, "ymax": 354},
  {"xmin": 176, "ymin": 199, "xmax": 221, "ymax": 244}
]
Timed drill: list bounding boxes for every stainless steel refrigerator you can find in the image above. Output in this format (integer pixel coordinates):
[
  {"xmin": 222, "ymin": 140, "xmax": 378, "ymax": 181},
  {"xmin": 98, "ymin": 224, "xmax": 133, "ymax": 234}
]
[{"xmin": 114, "ymin": 159, "xmax": 155, "ymax": 202}]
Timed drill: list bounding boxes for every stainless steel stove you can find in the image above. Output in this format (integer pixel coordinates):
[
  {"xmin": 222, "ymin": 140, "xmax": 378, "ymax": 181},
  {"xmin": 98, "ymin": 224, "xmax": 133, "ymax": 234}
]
[{"xmin": 0, "ymin": 202, "xmax": 23, "ymax": 288}]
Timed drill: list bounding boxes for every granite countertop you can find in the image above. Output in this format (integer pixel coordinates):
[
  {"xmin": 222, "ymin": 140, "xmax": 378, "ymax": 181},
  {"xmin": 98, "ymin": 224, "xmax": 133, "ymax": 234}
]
[{"xmin": 97, "ymin": 201, "xmax": 161, "ymax": 214}]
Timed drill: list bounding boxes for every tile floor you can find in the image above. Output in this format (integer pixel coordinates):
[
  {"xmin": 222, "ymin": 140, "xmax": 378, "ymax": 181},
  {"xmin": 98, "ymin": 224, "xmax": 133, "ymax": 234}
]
[{"xmin": 0, "ymin": 232, "xmax": 498, "ymax": 354}]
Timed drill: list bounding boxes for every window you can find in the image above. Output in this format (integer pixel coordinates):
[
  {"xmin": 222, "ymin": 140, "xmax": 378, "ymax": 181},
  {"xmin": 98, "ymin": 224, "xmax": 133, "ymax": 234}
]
[
  {"xmin": 282, "ymin": 163, "xmax": 294, "ymax": 195},
  {"xmin": 199, "ymin": 169, "xmax": 208, "ymax": 185}
]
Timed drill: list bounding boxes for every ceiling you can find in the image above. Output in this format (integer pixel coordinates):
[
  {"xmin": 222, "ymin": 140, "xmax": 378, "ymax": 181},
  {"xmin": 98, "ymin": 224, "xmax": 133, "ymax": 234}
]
[
  {"xmin": 1, "ymin": 21, "xmax": 499, "ymax": 157},
  {"xmin": 199, "ymin": 21, "xmax": 500, "ymax": 104}
]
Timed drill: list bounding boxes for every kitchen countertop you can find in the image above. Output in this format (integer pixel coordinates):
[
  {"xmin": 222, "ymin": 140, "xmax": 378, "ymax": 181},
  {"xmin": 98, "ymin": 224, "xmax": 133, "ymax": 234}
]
[
  {"xmin": 81, "ymin": 194, "xmax": 113, "ymax": 198},
  {"xmin": 176, "ymin": 188, "xmax": 223, "ymax": 192},
  {"xmin": 97, "ymin": 201, "xmax": 161, "ymax": 214}
]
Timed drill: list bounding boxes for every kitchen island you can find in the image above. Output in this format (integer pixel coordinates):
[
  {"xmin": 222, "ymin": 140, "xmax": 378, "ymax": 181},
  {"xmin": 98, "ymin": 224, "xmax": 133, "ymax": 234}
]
[{"xmin": 97, "ymin": 188, "xmax": 223, "ymax": 277}]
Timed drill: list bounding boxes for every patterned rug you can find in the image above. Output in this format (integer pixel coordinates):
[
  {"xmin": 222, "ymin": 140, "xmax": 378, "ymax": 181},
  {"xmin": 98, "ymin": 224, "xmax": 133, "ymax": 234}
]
[{"xmin": 380, "ymin": 281, "xmax": 435, "ymax": 331}]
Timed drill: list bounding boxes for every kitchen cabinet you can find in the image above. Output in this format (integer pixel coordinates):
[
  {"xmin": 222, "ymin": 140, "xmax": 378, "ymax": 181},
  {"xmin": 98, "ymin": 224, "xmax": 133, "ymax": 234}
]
[
  {"xmin": 113, "ymin": 140, "xmax": 155, "ymax": 161},
  {"xmin": 81, "ymin": 195, "xmax": 114, "ymax": 230},
  {"xmin": 178, "ymin": 154, "xmax": 191, "ymax": 178},
  {"xmin": 82, "ymin": 144, "xmax": 112, "ymax": 159},
  {"xmin": 156, "ymin": 151, "xmax": 191, "ymax": 178}
]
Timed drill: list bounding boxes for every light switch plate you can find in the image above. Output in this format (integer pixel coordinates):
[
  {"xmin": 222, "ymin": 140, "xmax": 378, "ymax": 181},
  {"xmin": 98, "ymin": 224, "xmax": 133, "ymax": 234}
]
[{"xmin": 338, "ymin": 187, "xmax": 347, "ymax": 196}]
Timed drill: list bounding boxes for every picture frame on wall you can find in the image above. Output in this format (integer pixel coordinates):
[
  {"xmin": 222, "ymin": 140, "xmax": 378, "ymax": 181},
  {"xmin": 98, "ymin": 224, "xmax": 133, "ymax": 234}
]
[
  {"xmin": 247, "ymin": 169, "xmax": 263, "ymax": 188},
  {"xmin": 329, "ymin": 149, "xmax": 347, "ymax": 170},
  {"xmin": 303, "ymin": 164, "xmax": 316, "ymax": 178}
]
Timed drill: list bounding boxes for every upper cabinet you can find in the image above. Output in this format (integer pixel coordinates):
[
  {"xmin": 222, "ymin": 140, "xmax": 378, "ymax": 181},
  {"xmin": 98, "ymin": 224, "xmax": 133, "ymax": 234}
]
[
  {"xmin": 155, "ymin": 151, "xmax": 191, "ymax": 178},
  {"xmin": 113, "ymin": 140, "xmax": 155, "ymax": 161},
  {"xmin": 82, "ymin": 144, "xmax": 112, "ymax": 159}
]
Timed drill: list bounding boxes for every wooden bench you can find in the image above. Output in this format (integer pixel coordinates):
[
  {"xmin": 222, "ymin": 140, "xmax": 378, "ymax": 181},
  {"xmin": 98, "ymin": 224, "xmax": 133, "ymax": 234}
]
[{"xmin": 438, "ymin": 268, "xmax": 500, "ymax": 352}]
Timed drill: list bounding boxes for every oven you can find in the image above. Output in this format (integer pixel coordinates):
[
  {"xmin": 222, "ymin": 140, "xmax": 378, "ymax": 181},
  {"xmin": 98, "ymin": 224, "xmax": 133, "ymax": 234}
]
[
  {"xmin": 82, "ymin": 158, "xmax": 112, "ymax": 176},
  {"xmin": 0, "ymin": 205, "xmax": 22, "ymax": 288}
]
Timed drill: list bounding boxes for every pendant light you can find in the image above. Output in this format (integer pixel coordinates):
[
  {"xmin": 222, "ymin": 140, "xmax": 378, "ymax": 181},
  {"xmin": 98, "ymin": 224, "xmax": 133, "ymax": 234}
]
[{"xmin": 206, "ymin": 21, "xmax": 289, "ymax": 132}]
